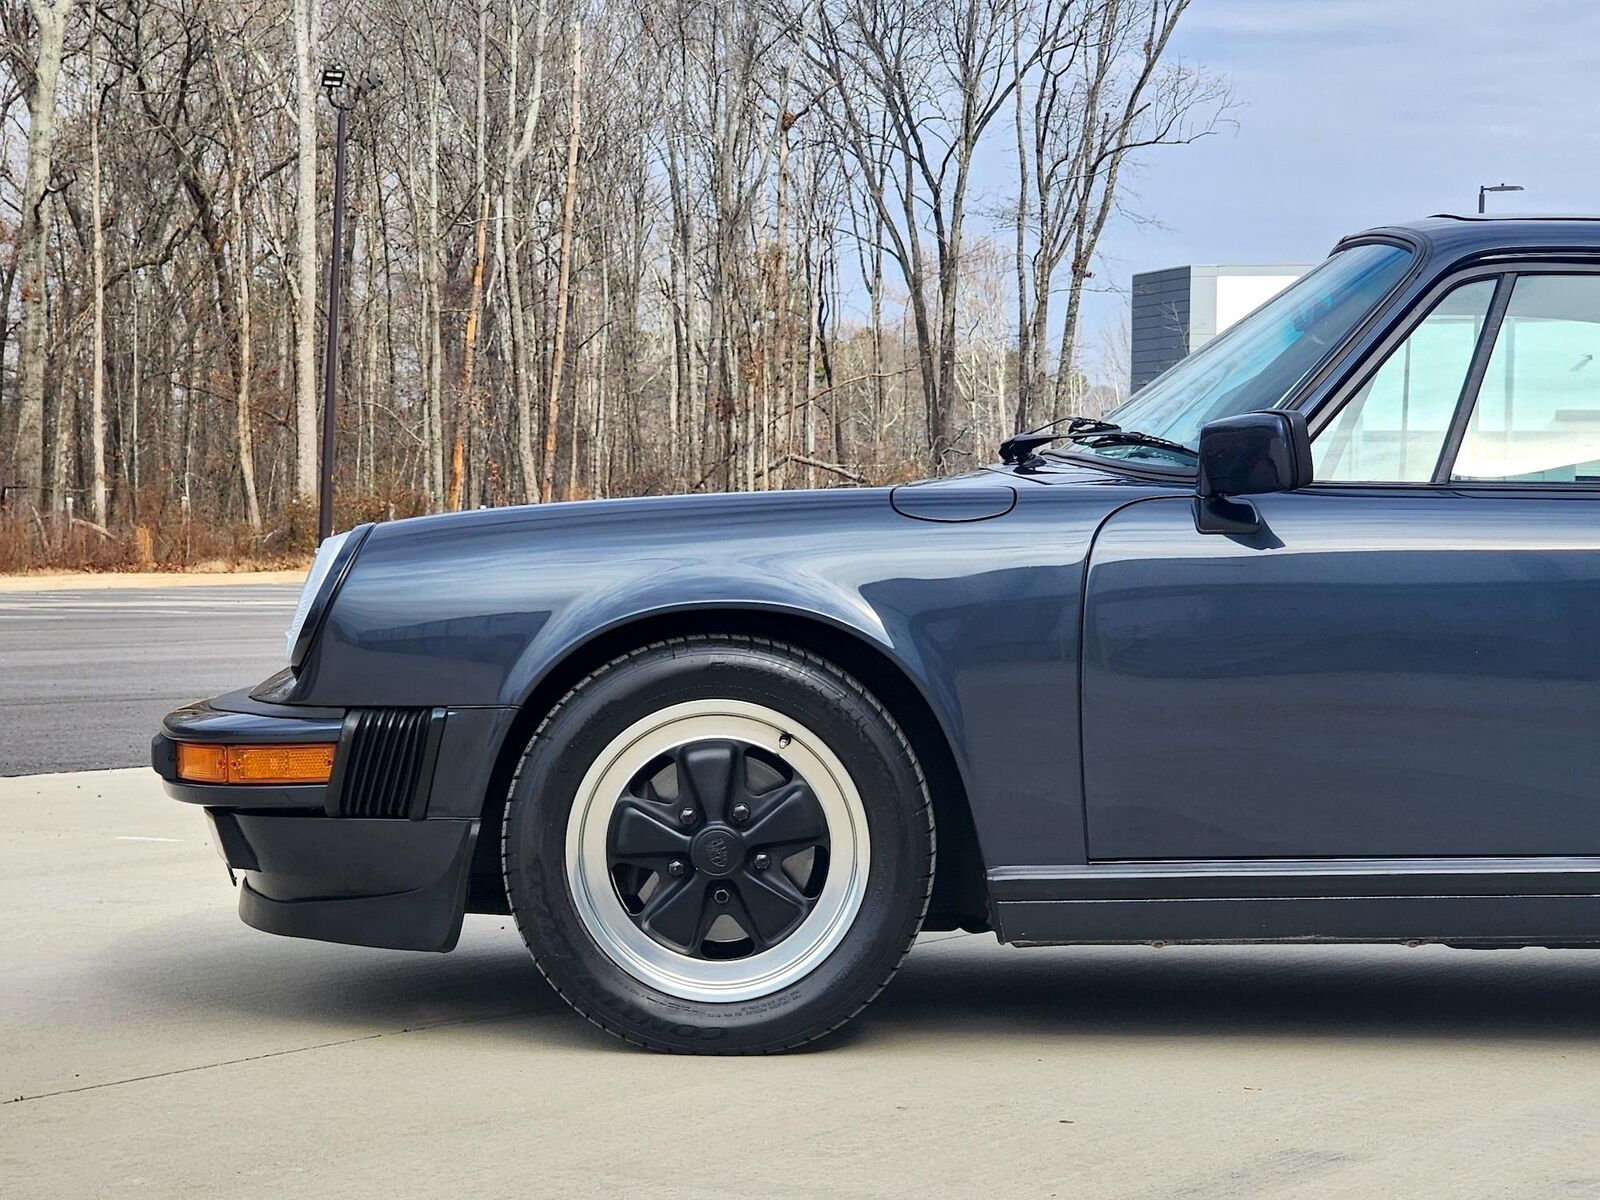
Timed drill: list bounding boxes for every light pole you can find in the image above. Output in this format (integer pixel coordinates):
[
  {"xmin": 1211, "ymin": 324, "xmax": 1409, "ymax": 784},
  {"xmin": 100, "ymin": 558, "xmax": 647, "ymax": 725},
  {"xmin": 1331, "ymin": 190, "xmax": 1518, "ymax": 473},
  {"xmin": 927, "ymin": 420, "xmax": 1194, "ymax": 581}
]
[
  {"xmin": 318, "ymin": 65, "xmax": 378, "ymax": 541},
  {"xmin": 1478, "ymin": 182, "xmax": 1524, "ymax": 214}
]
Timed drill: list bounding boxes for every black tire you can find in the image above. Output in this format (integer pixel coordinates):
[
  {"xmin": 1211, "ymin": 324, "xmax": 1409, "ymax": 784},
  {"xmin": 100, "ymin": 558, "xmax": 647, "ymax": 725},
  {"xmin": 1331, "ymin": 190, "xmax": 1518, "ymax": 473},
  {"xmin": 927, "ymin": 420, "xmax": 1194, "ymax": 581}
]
[{"xmin": 501, "ymin": 635, "xmax": 933, "ymax": 1054}]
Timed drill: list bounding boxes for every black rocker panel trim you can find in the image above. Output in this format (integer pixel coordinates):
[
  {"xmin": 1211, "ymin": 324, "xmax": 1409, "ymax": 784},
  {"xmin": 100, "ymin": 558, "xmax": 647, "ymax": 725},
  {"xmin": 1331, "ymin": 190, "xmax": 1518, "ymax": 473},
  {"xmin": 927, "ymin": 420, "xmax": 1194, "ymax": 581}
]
[
  {"xmin": 995, "ymin": 893, "xmax": 1600, "ymax": 947},
  {"xmin": 988, "ymin": 858, "xmax": 1600, "ymax": 902}
]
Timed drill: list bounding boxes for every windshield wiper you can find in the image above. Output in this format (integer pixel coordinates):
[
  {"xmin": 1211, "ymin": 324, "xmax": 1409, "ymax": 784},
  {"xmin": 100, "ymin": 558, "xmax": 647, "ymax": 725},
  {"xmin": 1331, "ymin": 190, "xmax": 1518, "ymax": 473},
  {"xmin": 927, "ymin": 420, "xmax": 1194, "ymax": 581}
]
[
  {"xmin": 1071, "ymin": 429, "xmax": 1198, "ymax": 460},
  {"xmin": 999, "ymin": 415, "xmax": 1121, "ymax": 464}
]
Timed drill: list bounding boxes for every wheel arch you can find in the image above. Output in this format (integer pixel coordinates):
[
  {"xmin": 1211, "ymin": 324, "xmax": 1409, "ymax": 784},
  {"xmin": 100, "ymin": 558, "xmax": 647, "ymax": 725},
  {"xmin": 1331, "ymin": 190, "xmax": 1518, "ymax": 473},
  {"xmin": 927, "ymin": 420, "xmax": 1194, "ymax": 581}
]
[{"xmin": 468, "ymin": 607, "xmax": 992, "ymax": 933}]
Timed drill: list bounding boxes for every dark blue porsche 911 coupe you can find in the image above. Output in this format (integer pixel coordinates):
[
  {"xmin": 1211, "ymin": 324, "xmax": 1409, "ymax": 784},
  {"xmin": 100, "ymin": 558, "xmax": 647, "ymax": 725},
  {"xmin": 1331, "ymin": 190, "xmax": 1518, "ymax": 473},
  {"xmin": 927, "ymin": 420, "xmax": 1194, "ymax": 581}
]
[{"xmin": 154, "ymin": 216, "xmax": 1600, "ymax": 1052}]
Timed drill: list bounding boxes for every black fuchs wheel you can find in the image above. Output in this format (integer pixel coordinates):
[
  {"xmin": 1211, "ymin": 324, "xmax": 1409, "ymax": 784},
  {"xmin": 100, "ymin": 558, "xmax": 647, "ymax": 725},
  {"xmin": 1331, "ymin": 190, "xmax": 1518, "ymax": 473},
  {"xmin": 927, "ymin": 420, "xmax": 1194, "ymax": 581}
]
[{"xmin": 501, "ymin": 635, "xmax": 934, "ymax": 1054}]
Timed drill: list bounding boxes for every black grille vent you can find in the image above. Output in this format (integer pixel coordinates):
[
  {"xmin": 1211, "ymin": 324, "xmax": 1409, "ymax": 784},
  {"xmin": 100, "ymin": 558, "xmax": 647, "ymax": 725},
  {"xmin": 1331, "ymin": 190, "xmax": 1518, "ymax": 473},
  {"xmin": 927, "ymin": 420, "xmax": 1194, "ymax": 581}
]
[{"xmin": 330, "ymin": 708, "xmax": 444, "ymax": 819}]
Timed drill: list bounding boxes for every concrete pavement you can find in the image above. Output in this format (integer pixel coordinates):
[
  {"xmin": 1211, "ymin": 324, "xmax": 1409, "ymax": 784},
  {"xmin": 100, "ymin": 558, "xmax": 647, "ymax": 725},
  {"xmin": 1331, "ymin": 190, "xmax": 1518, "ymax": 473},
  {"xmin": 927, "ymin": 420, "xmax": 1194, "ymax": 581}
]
[
  {"xmin": 0, "ymin": 584, "xmax": 295, "ymax": 775},
  {"xmin": 5, "ymin": 768, "xmax": 1600, "ymax": 1198},
  {"xmin": 0, "ymin": 571, "xmax": 305, "ymax": 592}
]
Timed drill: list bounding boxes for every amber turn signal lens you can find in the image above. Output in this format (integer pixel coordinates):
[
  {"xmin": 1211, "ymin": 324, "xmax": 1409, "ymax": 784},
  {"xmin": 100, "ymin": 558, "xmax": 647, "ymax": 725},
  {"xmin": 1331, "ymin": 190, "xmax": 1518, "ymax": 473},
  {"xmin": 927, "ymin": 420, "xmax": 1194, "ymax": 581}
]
[
  {"xmin": 175, "ymin": 742, "xmax": 334, "ymax": 785},
  {"xmin": 176, "ymin": 742, "xmax": 229, "ymax": 784}
]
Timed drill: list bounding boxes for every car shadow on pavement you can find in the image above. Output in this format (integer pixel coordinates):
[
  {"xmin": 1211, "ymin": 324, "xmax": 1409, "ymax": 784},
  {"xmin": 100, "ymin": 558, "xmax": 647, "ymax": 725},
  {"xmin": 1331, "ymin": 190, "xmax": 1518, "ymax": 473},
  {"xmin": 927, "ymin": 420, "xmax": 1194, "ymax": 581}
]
[
  {"xmin": 95, "ymin": 914, "xmax": 565, "ymax": 1032},
  {"xmin": 97, "ymin": 919, "xmax": 1600, "ymax": 1052}
]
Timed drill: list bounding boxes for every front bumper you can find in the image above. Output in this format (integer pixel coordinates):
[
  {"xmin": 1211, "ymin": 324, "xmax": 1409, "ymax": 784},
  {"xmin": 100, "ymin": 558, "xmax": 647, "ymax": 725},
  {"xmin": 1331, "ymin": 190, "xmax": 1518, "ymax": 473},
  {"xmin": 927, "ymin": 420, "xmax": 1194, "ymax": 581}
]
[{"xmin": 154, "ymin": 689, "xmax": 515, "ymax": 952}]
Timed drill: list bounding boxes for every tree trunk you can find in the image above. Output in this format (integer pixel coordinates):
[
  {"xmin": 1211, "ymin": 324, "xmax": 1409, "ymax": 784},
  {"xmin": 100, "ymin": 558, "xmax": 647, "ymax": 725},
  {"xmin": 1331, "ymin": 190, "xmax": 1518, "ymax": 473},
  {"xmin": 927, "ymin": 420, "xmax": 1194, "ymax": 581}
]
[
  {"xmin": 233, "ymin": 201, "xmax": 262, "ymax": 531},
  {"xmin": 448, "ymin": 0, "xmax": 492, "ymax": 512},
  {"xmin": 212, "ymin": 39, "xmax": 262, "ymax": 531},
  {"xmin": 292, "ymin": 0, "xmax": 320, "ymax": 503},
  {"xmin": 87, "ymin": 4, "xmax": 108, "ymax": 524},
  {"xmin": 503, "ymin": 0, "xmax": 550, "ymax": 503},
  {"xmin": 1011, "ymin": 0, "xmax": 1031, "ymax": 433},
  {"xmin": 425, "ymin": 78, "xmax": 445, "ymax": 508},
  {"xmin": 13, "ymin": 0, "xmax": 68, "ymax": 510},
  {"xmin": 541, "ymin": 21, "xmax": 583, "ymax": 504}
]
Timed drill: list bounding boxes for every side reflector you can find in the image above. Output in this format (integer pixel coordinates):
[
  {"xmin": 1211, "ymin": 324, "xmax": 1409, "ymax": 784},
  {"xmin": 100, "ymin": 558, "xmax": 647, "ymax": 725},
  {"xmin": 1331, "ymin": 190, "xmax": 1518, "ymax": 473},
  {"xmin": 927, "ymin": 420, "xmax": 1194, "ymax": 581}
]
[{"xmin": 176, "ymin": 742, "xmax": 335, "ymax": 785}]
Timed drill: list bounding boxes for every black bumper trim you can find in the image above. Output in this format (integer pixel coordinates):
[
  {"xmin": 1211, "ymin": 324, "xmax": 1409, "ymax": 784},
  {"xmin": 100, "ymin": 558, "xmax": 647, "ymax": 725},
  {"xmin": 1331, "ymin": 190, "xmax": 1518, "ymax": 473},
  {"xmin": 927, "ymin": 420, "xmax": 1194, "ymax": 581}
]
[
  {"xmin": 214, "ymin": 810, "xmax": 478, "ymax": 952},
  {"xmin": 164, "ymin": 777, "xmax": 326, "ymax": 811}
]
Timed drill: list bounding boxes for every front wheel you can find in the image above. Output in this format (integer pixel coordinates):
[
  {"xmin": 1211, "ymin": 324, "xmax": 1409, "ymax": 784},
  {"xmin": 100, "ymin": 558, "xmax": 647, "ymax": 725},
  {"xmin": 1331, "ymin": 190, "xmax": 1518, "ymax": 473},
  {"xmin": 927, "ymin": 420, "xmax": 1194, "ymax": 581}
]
[{"xmin": 501, "ymin": 636, "xmax": 933, "ymax": 1053}]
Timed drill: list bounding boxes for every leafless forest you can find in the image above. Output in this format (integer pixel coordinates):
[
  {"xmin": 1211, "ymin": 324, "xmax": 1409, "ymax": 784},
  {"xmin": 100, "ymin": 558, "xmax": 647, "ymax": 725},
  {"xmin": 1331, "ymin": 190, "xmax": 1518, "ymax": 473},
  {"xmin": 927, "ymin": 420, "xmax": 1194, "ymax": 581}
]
[{"xmin": 0, "ymin": 0, "xmax": 1224, "ymax": 568}]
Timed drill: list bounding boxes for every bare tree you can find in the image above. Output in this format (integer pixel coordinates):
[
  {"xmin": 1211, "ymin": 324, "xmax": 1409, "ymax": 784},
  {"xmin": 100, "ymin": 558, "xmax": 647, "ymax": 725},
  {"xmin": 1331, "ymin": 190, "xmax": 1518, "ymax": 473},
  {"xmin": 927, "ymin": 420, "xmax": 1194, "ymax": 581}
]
[
  {"xmin": 811, "ymin": 0, "xmax": 1022, "ymax": 469},
  {"xmin": 292, "ymin": 0, "xmax": 320, "ymax": 502},
  {"xmin": 541, "ymin": 14, "xmax": 582, "ymax": 503},
  {"xmin": 503, "ymin": 0, "xmax": 550, "ymax": 501},
  {"xmin": 4, "ymin": 0, "xmax": 68, "ymax": 511},
  {"xmin": 86, "ymin": 0, "xmax": 106, "ymax": 524},
  {"xmin": 448, "ymin": 0, "xmax": 491, "ymax": 511},
  {"xmin": 1016, "ymin": 0, "xmax": 1228, "ymax": 426}
]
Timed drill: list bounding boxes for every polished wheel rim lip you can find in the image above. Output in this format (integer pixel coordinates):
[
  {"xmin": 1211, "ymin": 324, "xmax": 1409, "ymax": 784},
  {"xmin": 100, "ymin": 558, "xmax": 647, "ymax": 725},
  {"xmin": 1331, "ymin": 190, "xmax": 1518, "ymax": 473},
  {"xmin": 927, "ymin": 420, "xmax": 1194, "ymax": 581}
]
[{"xmin": 565, "ymin": 699, "xmax": 870, "ymax": 1003}]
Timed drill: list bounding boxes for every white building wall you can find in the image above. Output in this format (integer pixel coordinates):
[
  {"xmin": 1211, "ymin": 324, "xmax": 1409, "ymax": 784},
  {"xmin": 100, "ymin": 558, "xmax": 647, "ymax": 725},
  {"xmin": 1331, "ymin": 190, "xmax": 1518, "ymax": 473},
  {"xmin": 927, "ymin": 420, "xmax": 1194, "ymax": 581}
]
[{"xmin": 1209, "ymin": 272, "xmax": 1310, "ymax": 344}]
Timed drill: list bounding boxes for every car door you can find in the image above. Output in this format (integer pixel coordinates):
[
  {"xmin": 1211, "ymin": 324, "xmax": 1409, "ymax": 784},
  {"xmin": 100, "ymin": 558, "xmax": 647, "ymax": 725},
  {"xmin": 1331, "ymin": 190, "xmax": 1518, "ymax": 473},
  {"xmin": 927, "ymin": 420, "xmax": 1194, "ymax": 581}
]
[{"xmin": 1081, "ymin": 267, "xmax": 1600, "ymax": 860}]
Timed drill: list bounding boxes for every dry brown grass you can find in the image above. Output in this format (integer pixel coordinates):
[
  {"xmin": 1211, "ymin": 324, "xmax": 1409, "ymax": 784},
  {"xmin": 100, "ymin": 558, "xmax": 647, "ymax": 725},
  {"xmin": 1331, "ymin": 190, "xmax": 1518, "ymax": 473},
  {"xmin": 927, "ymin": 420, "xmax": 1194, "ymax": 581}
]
[{"xmin": 0, "ymin": 489, "xmax": 430, "ymax": 575}]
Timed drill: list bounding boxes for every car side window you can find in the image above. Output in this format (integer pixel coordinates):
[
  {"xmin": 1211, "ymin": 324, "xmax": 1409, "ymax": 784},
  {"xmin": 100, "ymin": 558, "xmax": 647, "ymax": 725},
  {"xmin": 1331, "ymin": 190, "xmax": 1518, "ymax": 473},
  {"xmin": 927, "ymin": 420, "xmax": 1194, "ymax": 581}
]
[
  {"xmin": 1452, "ymin": 274, "xmax": 1600, "ymax": 483},
  {"xmin": 1314, "ymin": 279, "xmax": 1497, "ymax": 482}
]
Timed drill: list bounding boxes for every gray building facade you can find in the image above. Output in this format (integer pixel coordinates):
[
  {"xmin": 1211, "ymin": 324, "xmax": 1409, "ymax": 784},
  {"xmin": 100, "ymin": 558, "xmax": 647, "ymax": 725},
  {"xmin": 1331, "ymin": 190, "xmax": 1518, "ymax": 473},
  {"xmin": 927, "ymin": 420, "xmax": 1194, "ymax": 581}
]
[{"xmin": 1130, "ymin": 263, "xmax": 1314, "ymax": 392}]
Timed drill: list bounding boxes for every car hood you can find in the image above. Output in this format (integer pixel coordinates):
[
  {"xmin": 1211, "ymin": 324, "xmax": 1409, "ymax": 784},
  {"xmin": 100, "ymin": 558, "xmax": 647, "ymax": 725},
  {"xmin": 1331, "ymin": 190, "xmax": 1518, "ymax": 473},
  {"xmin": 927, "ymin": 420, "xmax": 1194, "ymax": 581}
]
[{"xmin": 354, "ymin": 454, "xmax": 1159, "ymax": 540}]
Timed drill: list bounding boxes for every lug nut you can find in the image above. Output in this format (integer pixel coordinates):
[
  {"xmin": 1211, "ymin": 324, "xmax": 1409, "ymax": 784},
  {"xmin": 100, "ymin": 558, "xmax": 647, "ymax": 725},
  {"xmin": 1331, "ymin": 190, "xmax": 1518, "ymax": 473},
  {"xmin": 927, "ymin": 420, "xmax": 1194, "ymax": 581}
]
[
  {"xmin": 678, "ymin": 806, "xmax": 697, "ymax": 826},
  {"xmin": 713, "ymin": 888, "xmax": 731, "ymax": 905},
  {"xmin": 667, "ymin": 860, "xmax": 687, "ymax": 879},
  {"xmin": 753, "ymin": 852, "xmax": 771, "ymax": 871},
  {"xmin": 730, "ymin": 803, "xmax": 750, "ymax": 824}
]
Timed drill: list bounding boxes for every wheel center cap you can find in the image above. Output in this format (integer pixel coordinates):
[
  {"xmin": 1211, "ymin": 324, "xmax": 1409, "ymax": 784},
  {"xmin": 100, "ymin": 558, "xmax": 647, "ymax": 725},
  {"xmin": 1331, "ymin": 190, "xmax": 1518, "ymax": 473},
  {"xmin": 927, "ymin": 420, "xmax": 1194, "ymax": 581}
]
[{"xmin": 690, "ymin": 825, "xmax": 744, "ymax": 878}]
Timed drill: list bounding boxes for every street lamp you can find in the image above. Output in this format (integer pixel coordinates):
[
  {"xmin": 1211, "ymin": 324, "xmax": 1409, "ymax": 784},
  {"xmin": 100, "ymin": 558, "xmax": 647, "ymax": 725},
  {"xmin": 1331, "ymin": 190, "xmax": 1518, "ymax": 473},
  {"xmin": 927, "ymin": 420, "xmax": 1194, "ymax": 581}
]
[
  {"xmin": 317, "ymin": 64, "xmax": 379, "ymax": 541},
  {"xmin": 1478, "ymin": 182, "xmax": 1524, "ymax": 214}
]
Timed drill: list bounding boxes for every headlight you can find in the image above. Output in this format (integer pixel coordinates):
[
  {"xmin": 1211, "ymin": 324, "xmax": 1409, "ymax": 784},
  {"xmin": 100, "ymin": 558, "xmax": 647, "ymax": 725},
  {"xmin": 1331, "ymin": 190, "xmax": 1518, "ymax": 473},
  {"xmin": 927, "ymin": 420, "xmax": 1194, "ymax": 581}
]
[{"xmin": 284, "ymin": 526, "xmax": 371, "ymax": 666}]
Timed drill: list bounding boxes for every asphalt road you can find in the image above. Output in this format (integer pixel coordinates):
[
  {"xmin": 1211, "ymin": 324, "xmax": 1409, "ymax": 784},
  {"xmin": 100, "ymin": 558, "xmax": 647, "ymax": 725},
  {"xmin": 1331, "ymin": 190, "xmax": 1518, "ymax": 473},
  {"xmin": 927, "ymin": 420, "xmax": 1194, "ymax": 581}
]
[
  {"xmin": 5, "ymin": 769, "xmax": 1600, "ymax": 1198},
  {"xmin": 0, "ymin": 584, "xmax": 295, "ymax": 775}
]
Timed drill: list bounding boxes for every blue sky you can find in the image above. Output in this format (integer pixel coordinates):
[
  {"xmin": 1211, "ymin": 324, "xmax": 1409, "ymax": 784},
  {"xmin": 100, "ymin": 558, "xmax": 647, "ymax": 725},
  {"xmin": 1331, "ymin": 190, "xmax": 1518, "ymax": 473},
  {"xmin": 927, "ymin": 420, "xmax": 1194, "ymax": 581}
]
[{"xmin": 1079, "ymin": 0, "xmax": 1600, "ymax": 358}]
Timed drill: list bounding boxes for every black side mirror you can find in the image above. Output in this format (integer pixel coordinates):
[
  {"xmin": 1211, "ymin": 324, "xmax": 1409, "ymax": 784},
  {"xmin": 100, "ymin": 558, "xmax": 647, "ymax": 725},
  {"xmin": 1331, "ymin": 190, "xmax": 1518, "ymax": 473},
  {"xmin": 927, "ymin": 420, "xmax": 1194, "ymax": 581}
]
[{"xmin": 1193, "ymin": 410, "xmax": 1312, "ymax": 534}]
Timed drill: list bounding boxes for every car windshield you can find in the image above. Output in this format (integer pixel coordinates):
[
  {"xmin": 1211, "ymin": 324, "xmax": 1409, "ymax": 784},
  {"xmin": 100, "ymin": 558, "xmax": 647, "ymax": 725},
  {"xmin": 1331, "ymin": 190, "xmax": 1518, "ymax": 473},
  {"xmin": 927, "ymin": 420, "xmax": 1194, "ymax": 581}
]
[{"xmin": 1077, "ymin": 242, "xmax": 1414, "ymax": 465}]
